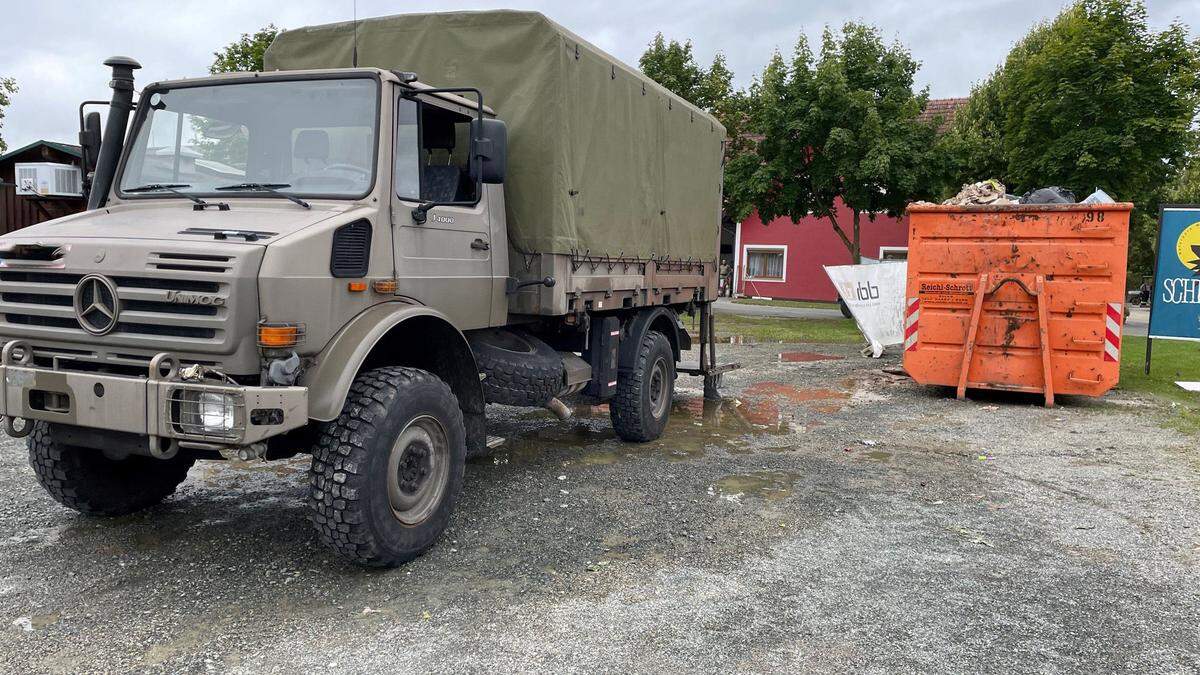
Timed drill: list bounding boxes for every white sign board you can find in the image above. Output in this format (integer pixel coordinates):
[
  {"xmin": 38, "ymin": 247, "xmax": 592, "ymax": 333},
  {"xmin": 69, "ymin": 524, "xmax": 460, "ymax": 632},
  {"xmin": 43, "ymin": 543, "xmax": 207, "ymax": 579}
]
[{"xmin": 824, "ymin": 262, "xmax": 908, "ymax": 357}]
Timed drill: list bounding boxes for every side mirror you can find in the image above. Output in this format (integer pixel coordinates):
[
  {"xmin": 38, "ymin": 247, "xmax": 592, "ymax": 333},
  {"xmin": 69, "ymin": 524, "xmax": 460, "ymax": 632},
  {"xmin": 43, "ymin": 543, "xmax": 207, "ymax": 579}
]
[
  {"xmin": 470, "ymin": 118, "xmax": 507, "ymax": 184},
  {"xmin": 79, "ymin": 111, "xmax": 102, "ymax": 174}
]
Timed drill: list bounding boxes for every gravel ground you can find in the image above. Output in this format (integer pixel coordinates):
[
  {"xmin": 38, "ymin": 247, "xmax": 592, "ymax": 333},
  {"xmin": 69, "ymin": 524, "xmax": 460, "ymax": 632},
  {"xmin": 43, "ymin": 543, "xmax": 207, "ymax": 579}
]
[{"xmin": 1, "ymin": 342, "xmax": 1197, "ymax": 673}]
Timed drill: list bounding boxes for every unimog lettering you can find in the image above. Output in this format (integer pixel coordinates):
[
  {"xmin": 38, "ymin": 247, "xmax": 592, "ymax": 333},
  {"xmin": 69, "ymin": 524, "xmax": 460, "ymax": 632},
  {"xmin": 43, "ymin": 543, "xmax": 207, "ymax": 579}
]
[
  {"xmin": 0, "ymin": 11, "xmax": 736, "ymax": 569},
  {"xmin": 165, "ymin": 291, "xmax": 225, "ymax": 306}
]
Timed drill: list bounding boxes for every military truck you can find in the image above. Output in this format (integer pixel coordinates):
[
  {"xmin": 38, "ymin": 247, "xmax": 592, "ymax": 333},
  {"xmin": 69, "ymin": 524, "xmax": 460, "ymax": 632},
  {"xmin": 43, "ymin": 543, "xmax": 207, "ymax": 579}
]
[{"xmin": 0, "ymin": 11, "xmax": 733, "ymax": 566}]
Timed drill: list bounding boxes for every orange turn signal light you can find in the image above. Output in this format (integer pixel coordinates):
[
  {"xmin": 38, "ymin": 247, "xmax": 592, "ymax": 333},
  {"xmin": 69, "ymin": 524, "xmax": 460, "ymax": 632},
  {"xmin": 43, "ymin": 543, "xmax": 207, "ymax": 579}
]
[
  {"xmin": 347, "ymin": 281, "xmax": 368, "ymax": 292},
  {"xmin": 257, "ymin": 322, "xmax": 305, "ymax": 348}
]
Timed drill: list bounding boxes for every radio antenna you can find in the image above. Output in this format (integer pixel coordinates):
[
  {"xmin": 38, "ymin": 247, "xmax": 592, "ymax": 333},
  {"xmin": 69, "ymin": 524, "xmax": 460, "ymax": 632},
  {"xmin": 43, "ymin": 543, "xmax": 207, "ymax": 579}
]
[{"xmin": 351, "ymin": 0, "xmax": 359, "ymax": 67}]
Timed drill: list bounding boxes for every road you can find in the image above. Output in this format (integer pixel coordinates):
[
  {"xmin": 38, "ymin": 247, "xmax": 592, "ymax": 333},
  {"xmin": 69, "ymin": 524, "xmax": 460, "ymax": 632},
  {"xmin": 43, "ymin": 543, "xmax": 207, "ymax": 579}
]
[
  {"xmin": 1, "ymin": 341, "xmax": 1196, "ymax": 672},
  {"xmin": 713, "ymin": 297, "xmax": 844, "ymax": 320},
  {"xmin": 1125, "ymin": 306, "xmax": 1149, "ymax": 337}
]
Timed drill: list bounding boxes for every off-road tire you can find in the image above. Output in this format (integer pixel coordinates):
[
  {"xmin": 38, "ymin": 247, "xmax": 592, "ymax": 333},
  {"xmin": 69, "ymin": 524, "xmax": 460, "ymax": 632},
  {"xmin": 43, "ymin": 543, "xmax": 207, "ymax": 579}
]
[
  {"xmin": 307, "ymin": 366, "xmax": 465, "ymax": 567},
  {"xmin": 611, "ymin": 331, "xmax": 675, "ymax": 442},
  {"xmin": 27, "ymin": 422, "xmax": 194, "ymax": 516},
  {"xmin": 468, "ymin": 329, "xmax": 563, "ymax": 407}
]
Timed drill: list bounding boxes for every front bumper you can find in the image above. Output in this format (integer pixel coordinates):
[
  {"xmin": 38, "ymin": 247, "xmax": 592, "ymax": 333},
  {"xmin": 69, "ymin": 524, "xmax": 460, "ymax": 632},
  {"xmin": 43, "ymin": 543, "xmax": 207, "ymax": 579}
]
[{"xmin": 0, "ymin": 341, "xmax": 307, "ymax": 454}]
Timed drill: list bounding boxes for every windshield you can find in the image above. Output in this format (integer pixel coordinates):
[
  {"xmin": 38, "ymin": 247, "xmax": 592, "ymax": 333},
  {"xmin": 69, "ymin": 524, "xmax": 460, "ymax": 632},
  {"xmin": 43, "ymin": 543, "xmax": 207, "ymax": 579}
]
[{"xmin": 118, "ymin": 77, "xmax": 378, "ymax": 198}]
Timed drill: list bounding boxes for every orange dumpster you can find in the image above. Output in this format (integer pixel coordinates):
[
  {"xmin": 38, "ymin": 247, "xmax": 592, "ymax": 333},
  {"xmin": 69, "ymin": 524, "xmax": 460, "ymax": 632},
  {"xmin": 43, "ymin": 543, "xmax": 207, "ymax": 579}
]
[{"xmin": 902, "ymin": 202, "xmax": 1132, "ymax": 406}]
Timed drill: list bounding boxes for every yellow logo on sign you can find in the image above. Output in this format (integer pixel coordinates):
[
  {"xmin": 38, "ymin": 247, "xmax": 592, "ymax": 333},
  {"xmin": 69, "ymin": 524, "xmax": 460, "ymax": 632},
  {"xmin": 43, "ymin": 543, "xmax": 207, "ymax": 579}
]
[{"xmin": 1176, "ymin": 221, "xmax": 1200, "ymax": 273}]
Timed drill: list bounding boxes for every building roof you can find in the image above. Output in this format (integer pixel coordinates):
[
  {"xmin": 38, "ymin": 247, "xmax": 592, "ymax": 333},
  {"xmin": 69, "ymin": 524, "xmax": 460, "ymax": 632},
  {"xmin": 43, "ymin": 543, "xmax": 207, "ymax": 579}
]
[
  {"xmin": 918, "ymin": 97, "xmax": 969, "ymax": 133},
  {"xmin": 0, "ymin": 140, "xmax": 82, "ymax": 164}
]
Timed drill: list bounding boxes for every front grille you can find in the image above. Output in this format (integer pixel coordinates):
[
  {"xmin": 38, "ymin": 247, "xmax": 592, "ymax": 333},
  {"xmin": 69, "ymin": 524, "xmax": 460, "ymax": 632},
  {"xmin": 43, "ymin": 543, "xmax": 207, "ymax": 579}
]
[{"xmin": 0, "ymin": 269, "xmax": 228, "ymax": 342}]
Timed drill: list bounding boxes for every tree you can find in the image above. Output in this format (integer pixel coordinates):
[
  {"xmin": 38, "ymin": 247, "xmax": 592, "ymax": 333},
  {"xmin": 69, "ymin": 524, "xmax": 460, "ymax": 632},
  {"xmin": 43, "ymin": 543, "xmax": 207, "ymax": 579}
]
[
  {"xmin": 932, "ymin": 72, "xmax": 1005, "ymax": 199},
  {"xmin": 0, "ymin": 77, "xmax": 17, "ymax": 154},
  {"xmin": 738, "ymin": 24, "xmax": 939, "ymax": 262},
  {"xmin": 210, "ymin": 24, "xmax": 280, "ymax": 74},
  {"xmin": 941, "ymin": 0, "xmax": 1200, "ymax": 276},
  {"xmin": 638, "ymin": 33, "xmax": 732, "ymax": 111},
  {"xmin": 1167, "ymin": 152, "xmax": 1200, "ymax": 204}
]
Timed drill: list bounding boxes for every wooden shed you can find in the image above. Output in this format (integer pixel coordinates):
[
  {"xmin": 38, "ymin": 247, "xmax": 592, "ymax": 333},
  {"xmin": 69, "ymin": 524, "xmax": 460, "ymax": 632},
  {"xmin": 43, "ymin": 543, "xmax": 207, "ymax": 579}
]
[{"xmin": 0, "ymin": 140, "xmax": 85, "ymax": 234}]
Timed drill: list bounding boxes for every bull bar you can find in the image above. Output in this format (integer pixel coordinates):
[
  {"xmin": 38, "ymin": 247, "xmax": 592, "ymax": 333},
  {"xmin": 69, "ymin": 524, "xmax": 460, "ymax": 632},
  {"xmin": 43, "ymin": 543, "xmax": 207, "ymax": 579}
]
[{"xmin": 0, "ymin": 341, "xmax": 307, "ymax": 458}]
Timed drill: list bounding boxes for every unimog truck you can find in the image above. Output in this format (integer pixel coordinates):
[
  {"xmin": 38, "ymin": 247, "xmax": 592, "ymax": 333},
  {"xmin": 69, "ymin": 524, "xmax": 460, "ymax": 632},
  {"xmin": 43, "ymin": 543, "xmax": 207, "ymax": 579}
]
[{"xmin": 0, "ymin": 11, "xmax": 733, "ymax": 566}]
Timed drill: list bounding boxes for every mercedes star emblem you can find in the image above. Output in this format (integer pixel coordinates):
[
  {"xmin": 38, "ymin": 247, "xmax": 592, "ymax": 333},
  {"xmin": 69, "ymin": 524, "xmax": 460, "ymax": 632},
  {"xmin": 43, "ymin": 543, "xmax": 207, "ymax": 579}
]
[{"xmin": 73, "ymin": 274, "xmax": 120, "ymax": 335}]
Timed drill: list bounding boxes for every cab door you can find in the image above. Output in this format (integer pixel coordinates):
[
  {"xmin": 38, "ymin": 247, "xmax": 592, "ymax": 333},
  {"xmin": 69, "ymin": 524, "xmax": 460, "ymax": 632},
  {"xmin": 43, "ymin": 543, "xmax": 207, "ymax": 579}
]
[{"xmin": 391, "ymin": 92, "xmax": 493, "ymax": 329}]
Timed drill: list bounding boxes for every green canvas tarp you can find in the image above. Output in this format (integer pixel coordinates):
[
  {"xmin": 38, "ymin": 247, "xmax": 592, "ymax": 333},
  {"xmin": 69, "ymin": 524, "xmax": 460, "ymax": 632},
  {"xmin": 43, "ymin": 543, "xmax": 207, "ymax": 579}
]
[{"xmin": 264, "ymin": 10, "xmax": 725, "ymax": 261}]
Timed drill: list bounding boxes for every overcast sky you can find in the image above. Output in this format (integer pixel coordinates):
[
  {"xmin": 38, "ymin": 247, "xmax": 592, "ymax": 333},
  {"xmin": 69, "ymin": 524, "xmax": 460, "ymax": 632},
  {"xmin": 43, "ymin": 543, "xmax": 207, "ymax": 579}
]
[{"xmin": 2, "ymin": 0, "xmax": 1198, "ymax": 150}]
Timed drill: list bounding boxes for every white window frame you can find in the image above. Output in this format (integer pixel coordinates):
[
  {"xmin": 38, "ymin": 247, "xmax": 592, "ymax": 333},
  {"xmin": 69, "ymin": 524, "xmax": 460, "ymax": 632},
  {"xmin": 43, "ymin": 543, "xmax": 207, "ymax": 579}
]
[
  {"xmin": 742, "ymin": 244, "xmax": 787, "ymax": 282},
  {"xmin": 878, "ymin": 246, "xmax": 908, "ymax": 261}
]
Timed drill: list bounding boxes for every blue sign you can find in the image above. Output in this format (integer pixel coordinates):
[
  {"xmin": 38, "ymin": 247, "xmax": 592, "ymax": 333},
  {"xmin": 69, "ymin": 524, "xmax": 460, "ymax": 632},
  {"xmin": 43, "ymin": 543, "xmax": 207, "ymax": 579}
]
[{"xmin": 1148, "ymin": 206, "xmax": 1200, "ymax": 342}]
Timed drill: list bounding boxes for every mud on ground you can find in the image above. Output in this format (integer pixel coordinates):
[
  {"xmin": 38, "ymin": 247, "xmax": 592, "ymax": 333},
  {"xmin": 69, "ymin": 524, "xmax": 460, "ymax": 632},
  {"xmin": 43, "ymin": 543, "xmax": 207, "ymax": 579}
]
[{"xmin": 0, "ymin": 342, "xmax": 1197, "ymax": 673}]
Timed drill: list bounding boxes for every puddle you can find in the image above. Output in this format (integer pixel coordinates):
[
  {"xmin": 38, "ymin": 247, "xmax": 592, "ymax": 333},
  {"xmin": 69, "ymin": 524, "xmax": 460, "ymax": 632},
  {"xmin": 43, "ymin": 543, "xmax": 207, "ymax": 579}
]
[
  {"xmin": 743, "ymin": 382, "xmax": 848, "ymax": 404},
  {"xmin": 779, "ymin": 351, "xmax": 843, "ymax": 363},
  {"xmin": 709, "ymin": 471, "xmax": 801, "ymax": 503},
  {"xmin": 476, "ymin": 396, "xmax": 791, "ymax": 467},
  {"xmin": 12, "ymin": 612, "xmax": 61, "ymax": 632},
  {"xmin": 741, "ymin": 382, "xmax": 850, "ymax": 416}
]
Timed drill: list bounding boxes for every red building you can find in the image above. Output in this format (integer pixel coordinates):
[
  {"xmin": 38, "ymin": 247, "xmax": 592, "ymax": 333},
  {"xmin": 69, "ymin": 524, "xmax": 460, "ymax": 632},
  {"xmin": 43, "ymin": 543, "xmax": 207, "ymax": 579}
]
[
  {"xmin": 733, "ymin": 200, "xmax": 909, "ymax": 302},
  {"xmin": 726, "ymin": 97, "xmax": 966, "ymax": 303}
]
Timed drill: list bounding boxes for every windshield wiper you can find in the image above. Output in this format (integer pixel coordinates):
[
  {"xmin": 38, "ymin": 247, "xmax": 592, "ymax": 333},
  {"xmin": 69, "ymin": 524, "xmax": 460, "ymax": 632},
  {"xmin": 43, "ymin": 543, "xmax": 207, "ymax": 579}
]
[
  {"xmin": 214, "ymin": 183, "xmax": 310, "ymax": 209},
  {"xmin": 124, "ymin": 183, "xmax": 229, "ymax": 211}
]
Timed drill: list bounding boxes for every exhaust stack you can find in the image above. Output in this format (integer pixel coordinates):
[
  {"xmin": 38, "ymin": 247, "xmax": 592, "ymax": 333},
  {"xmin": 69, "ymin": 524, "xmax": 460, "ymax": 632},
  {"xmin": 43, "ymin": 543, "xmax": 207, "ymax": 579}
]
[{"xmin": 87, "ymin": 56, "xmax": 141, "ymax": 210}]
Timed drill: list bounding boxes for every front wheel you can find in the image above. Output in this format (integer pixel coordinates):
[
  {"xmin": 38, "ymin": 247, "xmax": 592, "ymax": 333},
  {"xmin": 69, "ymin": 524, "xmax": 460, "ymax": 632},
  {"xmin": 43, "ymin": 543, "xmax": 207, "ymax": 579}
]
[
  {"xmin": 307, "ymin": 366, "xmax": 465, "ymax": 567},
  {"xmin": 611, "ymin": 330, "xmax": 675, "ymax": 442},
  {"xmin": 27, "ymin": 422, "xmax": 194, "ymax": 516}
]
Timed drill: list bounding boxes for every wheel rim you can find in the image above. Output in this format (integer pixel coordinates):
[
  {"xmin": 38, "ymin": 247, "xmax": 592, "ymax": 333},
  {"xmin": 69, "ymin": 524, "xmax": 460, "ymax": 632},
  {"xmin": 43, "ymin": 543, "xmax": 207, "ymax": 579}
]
[
  {"xmin": 386, "ymin": 415, "xmax": 450, "ymax": 526},
  {"xmin": 648, "ymin": 356, "xmax": 670, "ymax": 420}
]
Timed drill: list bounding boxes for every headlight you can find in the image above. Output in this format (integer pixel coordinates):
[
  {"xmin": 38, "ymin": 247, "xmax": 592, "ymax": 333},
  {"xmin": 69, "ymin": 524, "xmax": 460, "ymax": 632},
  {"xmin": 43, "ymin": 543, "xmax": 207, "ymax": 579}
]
[
  {"xmin": 196, "ymin": 392, "xmax": 235, "ymax": 432},
  {"xmin": 176, "ymin": 389, "xmax": 237, "ymax": 435}
]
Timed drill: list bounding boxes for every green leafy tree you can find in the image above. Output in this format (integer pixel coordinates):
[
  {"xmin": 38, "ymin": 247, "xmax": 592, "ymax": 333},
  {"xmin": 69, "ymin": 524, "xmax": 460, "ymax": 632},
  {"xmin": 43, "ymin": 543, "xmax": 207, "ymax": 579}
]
[
  {"xmin": 210, "ymin": 24, "xmax": 279, "ymax": 74},
  {"xmin": 0, "ymin": 77, "xmax": 18, "ymax": 154},
  {"xmin": 639, "ymin": 34, "xmax": 732, "ymax": 111},
  {"xmin": 1167, "ymin": 152, "xmax": 1200, "ymax": 203},
  {"xmin": 941, "ymin": 0, "xmax": 1200, "ymax": 276},
  {"xmin": 737, "ymin": 24, "xmax": 939, "ymax": 262},
  {"xmin": 932, "ymin": 72, "xmax": 1005, "ymax": 199}
]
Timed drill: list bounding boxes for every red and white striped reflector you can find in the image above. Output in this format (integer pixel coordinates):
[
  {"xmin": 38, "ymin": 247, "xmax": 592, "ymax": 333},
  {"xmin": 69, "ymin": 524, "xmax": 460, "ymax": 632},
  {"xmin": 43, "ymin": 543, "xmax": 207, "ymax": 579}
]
[
  {"xmin": 1104, "ymin": 302, "xmax": 1121, "ymax": 362},
  {"xmin": 904, "ymin": 297, "xmax": 919, "ymax": 352}
]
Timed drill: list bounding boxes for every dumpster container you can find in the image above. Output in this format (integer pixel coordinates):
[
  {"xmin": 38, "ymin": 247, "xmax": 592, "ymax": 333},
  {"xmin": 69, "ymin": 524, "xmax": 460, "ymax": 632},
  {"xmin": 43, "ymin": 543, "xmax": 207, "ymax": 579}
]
[{"xmin": 902, "ymin": 202, "xmax": 1132, "ymax": 406}]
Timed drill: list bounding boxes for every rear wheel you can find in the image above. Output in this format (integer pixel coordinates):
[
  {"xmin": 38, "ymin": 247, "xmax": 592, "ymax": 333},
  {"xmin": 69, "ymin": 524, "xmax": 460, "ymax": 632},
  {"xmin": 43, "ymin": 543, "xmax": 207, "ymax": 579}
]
[
  {"xmin": 307, "ymin": 366, "xmax": 465, "ymax": 567},
  {"xmin": 27, "ymin": 422, "xmax": 194, "ymax": 516},
  {"xmin": 611, "ymin": 331, "xmax": 675, "ymax": 442}
]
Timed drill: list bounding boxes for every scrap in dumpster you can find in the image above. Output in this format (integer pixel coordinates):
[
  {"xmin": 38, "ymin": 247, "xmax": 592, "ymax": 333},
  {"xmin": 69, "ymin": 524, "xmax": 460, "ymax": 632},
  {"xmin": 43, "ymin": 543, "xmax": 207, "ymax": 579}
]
[{"xmin": 942, "ymin": 179, "xmax": 1013, "ymax": 206}]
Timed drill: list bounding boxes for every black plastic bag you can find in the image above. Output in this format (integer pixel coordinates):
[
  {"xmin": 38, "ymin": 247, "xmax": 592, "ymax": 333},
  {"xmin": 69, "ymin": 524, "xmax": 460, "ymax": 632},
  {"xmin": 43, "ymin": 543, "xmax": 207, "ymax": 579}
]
[{"xmin": 1019, "ymin": 186, "xmax": 1075, "ymax": 204}]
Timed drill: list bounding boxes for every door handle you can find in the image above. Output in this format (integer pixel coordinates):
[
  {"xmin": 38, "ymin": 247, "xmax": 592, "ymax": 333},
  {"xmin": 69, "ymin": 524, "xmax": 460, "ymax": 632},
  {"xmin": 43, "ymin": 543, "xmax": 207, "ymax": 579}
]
[{"xmin": 471, "ymin": 238, "xmax": 490, "ymax": 251}]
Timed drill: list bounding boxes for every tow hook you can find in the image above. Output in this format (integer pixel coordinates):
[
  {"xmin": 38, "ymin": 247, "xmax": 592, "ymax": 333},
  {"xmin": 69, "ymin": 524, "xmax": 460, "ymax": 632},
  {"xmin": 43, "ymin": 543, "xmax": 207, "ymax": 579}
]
[{"xmin": 4, "ymin": 416, "xmax": 32, "ymax": 438}]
